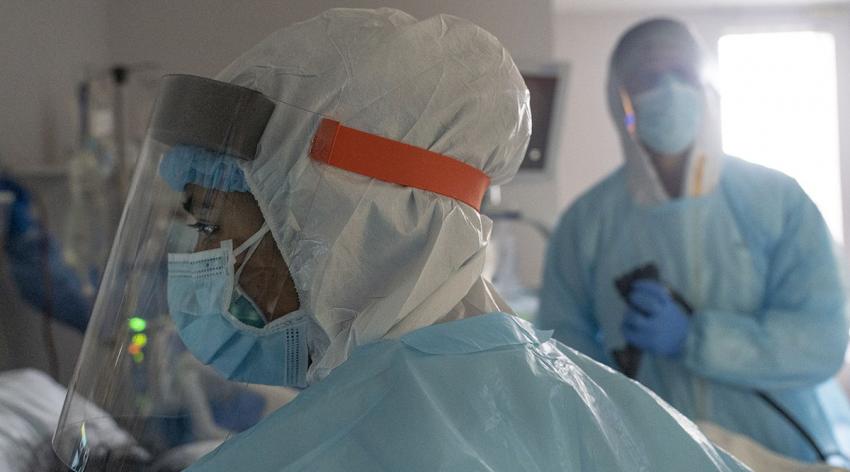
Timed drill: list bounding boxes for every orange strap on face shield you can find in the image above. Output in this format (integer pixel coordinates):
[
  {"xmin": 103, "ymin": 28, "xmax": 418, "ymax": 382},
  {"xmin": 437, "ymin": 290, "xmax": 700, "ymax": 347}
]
[{"xmin": 309, "ymin": 119, "xmax": 490, "ymax": 211}]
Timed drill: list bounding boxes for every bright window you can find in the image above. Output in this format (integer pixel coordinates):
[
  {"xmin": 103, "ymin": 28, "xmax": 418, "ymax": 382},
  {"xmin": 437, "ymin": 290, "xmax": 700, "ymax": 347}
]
[{"xmin": 718, "ymin": 31, "xmax": 843, "ymax": 242}]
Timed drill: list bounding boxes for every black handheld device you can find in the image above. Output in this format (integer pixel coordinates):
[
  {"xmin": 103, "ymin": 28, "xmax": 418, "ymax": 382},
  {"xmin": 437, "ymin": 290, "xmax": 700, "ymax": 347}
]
[{"xmin": 612, "ymin": 263, "xmax": 660, "ymax": 377}]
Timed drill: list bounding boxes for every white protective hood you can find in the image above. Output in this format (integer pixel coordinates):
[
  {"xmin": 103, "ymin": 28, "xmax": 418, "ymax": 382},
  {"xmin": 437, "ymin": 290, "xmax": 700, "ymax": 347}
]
[
  {"xmin": 606, "ymin": 18, "xmax": 725, "ymax": 205},
  {"xmin": 215, "ymin": 8, "xmax": 531, "ymax": 383}
]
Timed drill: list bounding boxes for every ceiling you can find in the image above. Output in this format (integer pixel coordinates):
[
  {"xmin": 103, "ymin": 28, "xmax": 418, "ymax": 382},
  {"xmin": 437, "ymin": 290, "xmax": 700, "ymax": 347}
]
[{"xmin": 554, "ymin": 0, "xmax": 850, "ymax": 12}]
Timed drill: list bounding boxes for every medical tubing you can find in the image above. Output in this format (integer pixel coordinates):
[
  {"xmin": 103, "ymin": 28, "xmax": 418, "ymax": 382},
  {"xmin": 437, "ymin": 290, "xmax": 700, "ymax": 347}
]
[
  {"xmin": 756, "ymin": 392, "xmax": 830, "ymax": 462},
  {"xmin": 616, "ymin": 269, "xmax": 828, "ymax": 461},
  {"xmin": 485, "ymin": 211, "xmax": 552, "ymax": 240},
  {"xmin": 681, "ymin": 299, "xmax": 828, "ymax": 460}
]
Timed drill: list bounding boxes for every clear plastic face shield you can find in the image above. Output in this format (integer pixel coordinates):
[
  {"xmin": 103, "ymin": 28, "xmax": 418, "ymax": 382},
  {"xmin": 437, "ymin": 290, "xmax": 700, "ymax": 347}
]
[
  {"xmin": 53, "ymin": 74, "xmax": 491, "ymax": 471},
  {"xmin": 53, "ymin": 75, "xmax": 321, "ymax": 471},
  {"xmin": 620, "ymin": 48, "xmax": 703, "ymax": 97}
]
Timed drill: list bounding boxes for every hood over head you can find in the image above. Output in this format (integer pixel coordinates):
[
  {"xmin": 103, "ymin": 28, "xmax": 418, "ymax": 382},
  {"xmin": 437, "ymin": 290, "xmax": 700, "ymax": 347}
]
[
  {"xmin": 216, "ymin": 8, "xmax": 531, "ymax": 382},
  {"xmin": 607, "ymin": 17, "xmax": 724, "ymax": 205}
]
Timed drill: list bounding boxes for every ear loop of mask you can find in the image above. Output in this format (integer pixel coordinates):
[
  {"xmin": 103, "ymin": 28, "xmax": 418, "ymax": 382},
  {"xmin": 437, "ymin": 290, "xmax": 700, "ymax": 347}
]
[
  {"xmin": 229, "ymin": 222, "xmax": 271, "ymax": 325},
  {"xmin": 234, "ymin": 222, "xmax": 270, "ymax": 277}
]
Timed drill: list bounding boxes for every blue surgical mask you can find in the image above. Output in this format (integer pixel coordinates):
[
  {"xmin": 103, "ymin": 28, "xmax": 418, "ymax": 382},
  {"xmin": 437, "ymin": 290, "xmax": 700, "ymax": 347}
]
[
  {"xmin": 631, "ymin": 73, "xmax": 704, "ymax": 156},
  {"xmin": 167, "ymin": 223, "xmax": 309, "ymax": 387}
]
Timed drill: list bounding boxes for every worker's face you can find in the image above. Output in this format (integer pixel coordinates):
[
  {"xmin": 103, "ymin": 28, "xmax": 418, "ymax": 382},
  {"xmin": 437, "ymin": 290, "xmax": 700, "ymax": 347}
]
[
  {"xmin": 183, "ymin": 183, "xmax": 300, "ymax": 321},
  {"xmin": 620, "ymin": 46, "xmax": 705, "ymax": 158}
]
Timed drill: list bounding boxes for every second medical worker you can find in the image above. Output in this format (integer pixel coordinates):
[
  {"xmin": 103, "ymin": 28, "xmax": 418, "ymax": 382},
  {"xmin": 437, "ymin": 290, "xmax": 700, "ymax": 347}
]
[{"xmin": 539, "ymin": 17, "xmax": 850, "ymax": 464}]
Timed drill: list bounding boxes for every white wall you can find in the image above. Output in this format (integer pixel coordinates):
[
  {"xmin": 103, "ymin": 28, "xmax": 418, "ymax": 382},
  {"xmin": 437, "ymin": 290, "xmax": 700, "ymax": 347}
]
[
  {"xmin": 0, "ymin": 0, "xmax": 110, "ymax": 168},
  {"xmin": 552, "ymin": 5, "xmax": 850, "ymax": 270}
]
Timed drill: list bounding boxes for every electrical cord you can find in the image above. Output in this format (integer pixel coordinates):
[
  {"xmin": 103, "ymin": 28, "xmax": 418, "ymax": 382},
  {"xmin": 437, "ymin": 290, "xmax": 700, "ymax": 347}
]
[
  {"xmin": 754, "ymin": 391, "xmax": 847, "ymax": 463},
  {"xmin": 485, "ymin": 210, "xmax": 551, "ymax": 240},
  {"xmin": 613, "ymin": 264, "xmax": 838, "ymax": 463},
  {"xmin": 32, "ymin": 193, "xmax": 60, "ymax": 380}
]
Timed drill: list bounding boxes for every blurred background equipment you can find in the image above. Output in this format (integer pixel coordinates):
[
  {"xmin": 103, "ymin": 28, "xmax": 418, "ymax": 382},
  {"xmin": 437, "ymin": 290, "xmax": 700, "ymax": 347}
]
[
  {"xmin": 482, "ymin": 186, "xmax": 552, "ymax": 321},
  {"xmin": 64, "ymin": 63, "xmax": 161, "ymax": 294},
  {"xmin": 517, "ymin": 63, "xmax": 571, "ymax": 172}
]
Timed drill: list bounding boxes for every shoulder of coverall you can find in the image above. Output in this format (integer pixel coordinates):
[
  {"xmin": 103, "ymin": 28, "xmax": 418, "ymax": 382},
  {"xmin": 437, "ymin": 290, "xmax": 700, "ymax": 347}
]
[
  {"xmin": 398, "ymin": 312, "xmax": 551, "ymax": 355},
  {"xmin": 720, "ymin": 155, "xmax": 819, "ymax": 240},
  {"xmin": 336, "ymin": 313, "xmax": 548, "ymax": 363},
  {"xmin": 568, "ymin": 165, "xmax": 630, "ymax": 212},
  {"xmin": 562, "ymin": 166, "xmax": 631, "ymax": 228}
]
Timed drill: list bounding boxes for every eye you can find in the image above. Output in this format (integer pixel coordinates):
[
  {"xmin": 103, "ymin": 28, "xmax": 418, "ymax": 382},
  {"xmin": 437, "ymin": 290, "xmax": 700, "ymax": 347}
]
[
  {"xmin": 627, "ymin": 70, "xmax": 662, "ymax": 95},
  {"xmin": 187, "ymin": 220, "xmax": 220, "ymax": 235}
]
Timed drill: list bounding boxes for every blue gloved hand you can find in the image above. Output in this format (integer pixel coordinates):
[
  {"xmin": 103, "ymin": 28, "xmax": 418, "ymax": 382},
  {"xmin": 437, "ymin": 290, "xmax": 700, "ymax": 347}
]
[
  {"xmin": 622, "ymin": 280, "xmax": 690, "ymax": 357},
  {"xmin": 0, "ymin": 176, "xmax": 35, "ymax": 239}
]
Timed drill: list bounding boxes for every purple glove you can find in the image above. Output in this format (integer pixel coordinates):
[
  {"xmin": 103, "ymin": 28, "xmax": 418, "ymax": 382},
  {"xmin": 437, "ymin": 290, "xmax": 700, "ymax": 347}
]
[{"xmin": 622, "ymin": 280, "xmax": 690, "ymax": 357}]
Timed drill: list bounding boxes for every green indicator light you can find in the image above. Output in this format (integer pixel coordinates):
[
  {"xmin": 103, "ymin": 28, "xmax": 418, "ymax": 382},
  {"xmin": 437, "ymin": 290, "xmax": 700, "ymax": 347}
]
[
  {"xmin": 132, "ymin": 333, "xmax": 148, "ymax": 348},
  {"xmin": 129, "ymin": 317, "xmax": 147, "ymax": 332}
]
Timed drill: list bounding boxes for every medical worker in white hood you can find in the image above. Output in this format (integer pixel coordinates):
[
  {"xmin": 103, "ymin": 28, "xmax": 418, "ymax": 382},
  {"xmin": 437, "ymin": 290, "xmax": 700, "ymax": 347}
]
[{"xmin": 57, "ymin": 9, "xmax": 750, "ymax": 472}]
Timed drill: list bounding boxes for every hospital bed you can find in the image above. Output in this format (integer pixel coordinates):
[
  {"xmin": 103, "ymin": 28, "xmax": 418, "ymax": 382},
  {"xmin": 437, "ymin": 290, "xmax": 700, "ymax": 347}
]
[{"xmin": 0, "ymin": 333, "xmax": 295, "ymax": 471}]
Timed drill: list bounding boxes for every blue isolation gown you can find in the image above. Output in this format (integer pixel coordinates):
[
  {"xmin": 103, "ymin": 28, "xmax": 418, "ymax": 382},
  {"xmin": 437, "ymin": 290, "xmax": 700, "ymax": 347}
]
[
  {"xmin": 187, "ymin": 313, "xmax": 748, "ymax": 471},
  {"xmin": 538, "ymin": 156, "xmax": 850, "ymax": 463}
]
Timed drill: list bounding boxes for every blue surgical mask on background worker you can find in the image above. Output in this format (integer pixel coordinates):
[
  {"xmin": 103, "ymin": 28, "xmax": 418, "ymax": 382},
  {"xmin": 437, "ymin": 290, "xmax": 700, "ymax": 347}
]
[{"xmin": 632, "ymin": 72, "xmax": 705, "ymax": 157}]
